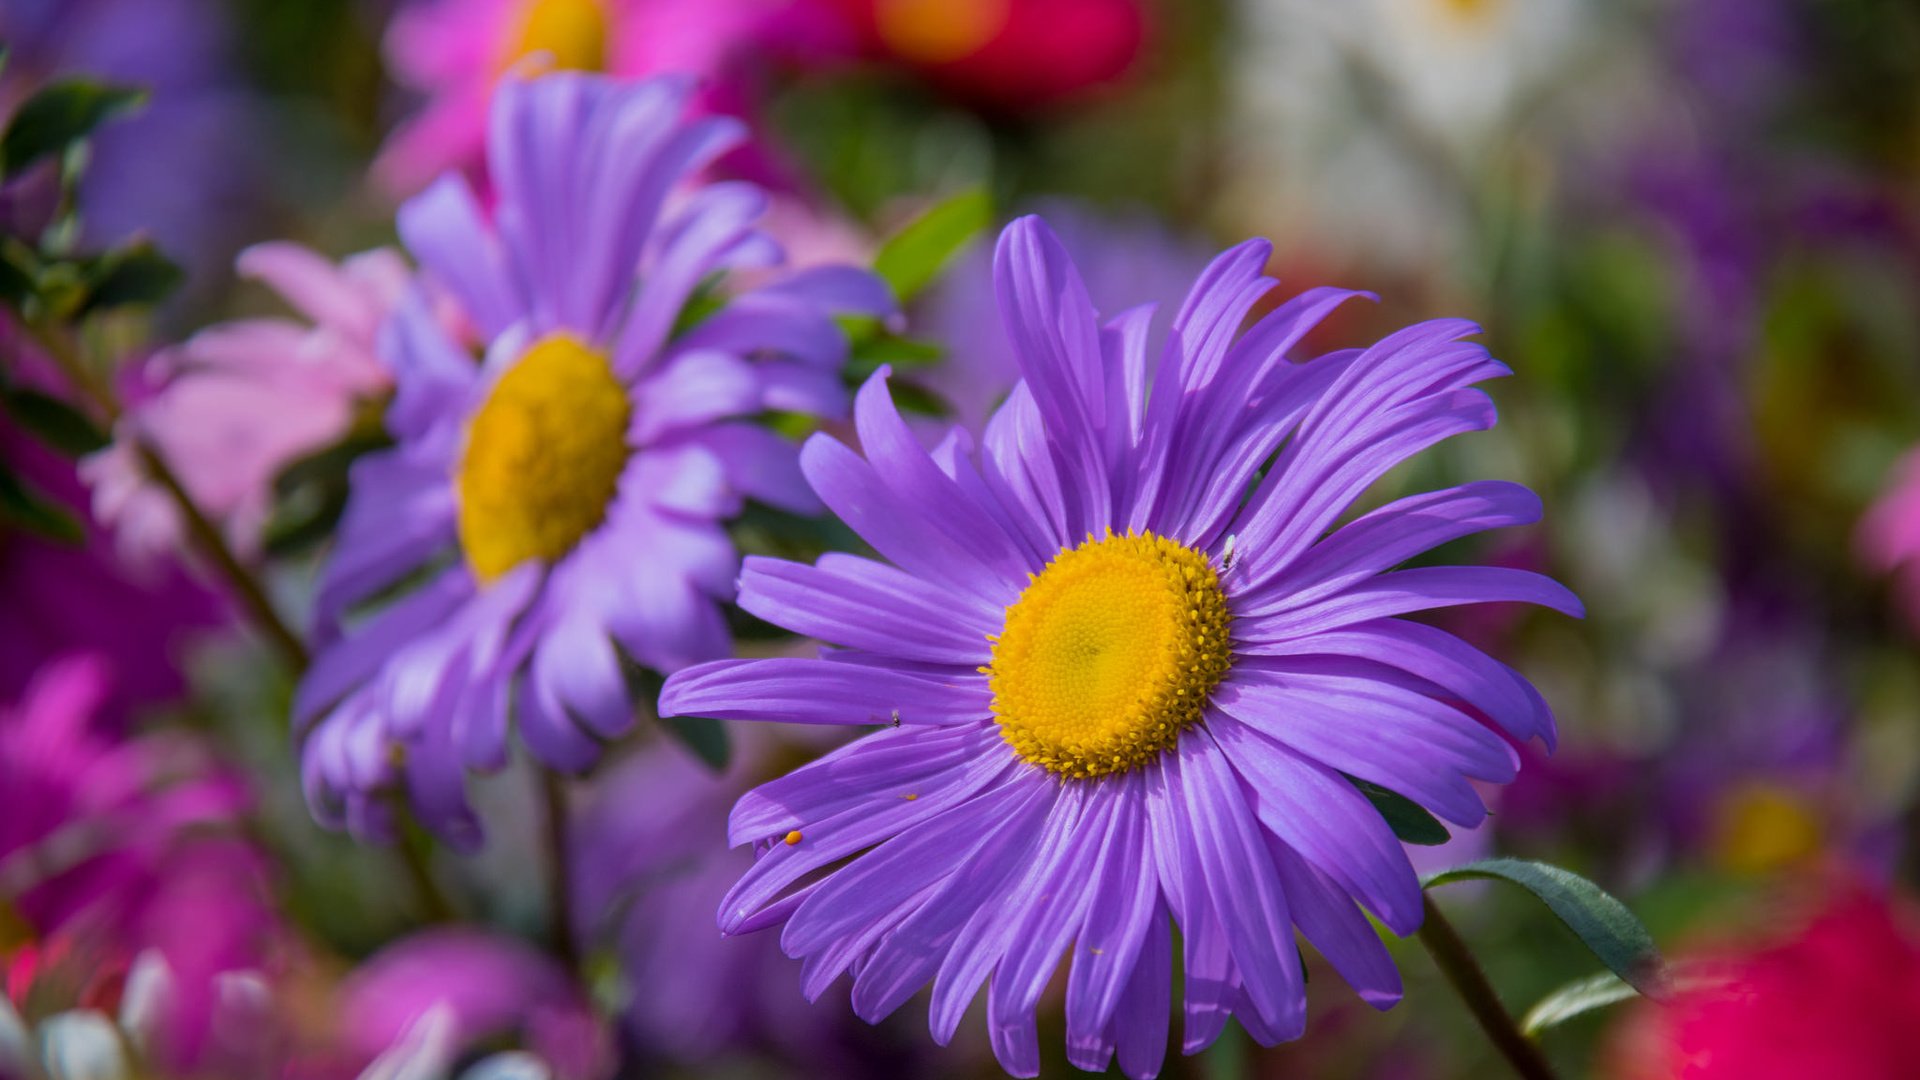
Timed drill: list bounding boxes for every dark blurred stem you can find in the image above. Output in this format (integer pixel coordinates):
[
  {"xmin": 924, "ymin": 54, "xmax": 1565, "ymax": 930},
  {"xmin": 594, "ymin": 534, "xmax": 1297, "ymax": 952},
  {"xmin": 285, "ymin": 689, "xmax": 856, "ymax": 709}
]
[
  {"xmin": 22, "ymin": 318, "xmax": 310, "ymax": 671},
  {"xmin": 136, "ymin": 441, "xmax": 309, "ymax": 671},
  {"xmin": 393, "ymin": 801, "xmax": 458, "ymax": 923},
  {"xmin": 541, "ymin": 770, "xmax": 578, "ymax": 968},
  {"xmin": 1416, "ymin": 894, "xmax": 1559, "ymax": 1080}
]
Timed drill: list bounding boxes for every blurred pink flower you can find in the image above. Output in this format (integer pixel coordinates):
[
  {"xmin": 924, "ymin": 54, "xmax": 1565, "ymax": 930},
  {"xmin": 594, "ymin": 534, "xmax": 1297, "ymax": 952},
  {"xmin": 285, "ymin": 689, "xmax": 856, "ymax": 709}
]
[
  {"xmin": 375, "ymin": 0, "xmax": 852, "ymax": 197},
  {"xmin": 82, "ymin": 243, "xmax": 407, "ymax": 568},
  {"xmin": 0, "ymin": 360, "xmax": 225, "ymax": 721},
  {"xmin": 1607, "ymin": 882, "xmax": 1920, "ymax": 1079},
  {"xmin": 0, "ymin": 655, "xmax": 280, "ymax": 1069},
  {"xmin": 339, "ymin": 927, "xmax": 613, "ymax": 1080},
  {"xmin": 1859, "ymin": 449, "xmax": 1920, "ymax": 630}
]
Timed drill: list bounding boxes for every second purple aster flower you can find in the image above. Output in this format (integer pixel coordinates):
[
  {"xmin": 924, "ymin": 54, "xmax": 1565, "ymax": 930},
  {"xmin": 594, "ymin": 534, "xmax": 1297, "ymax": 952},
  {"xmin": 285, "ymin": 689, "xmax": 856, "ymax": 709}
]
[
  {"xmin": 294, "ymin": 71, "xmax": 892, "ymax": 850},
  {"xmin": 660, "ymin": 214, "xmax": 1584, "ymax": 1077}
]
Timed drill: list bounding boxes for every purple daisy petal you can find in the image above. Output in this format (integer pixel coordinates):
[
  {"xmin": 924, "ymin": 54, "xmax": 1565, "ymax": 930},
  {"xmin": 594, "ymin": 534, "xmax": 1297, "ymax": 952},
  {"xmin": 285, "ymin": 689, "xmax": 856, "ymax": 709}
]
[
  {"xmin": 660, "ymin": 658, "xmax": 991, "ymax": 728},
  {"xmin": 1268, "ymin": 839, "xmax": 1403, "ymax": 1009},
  {"xmin": 738, "ymin": 555, "xmax": 994, "ymax": 666},
  {"xmin": 395, "ymin": 175, "xmax": 518, "ymax": 339},
  {"xmin": 1216, "ymin": 668, "xmax": 1517, "ymax": 827}
]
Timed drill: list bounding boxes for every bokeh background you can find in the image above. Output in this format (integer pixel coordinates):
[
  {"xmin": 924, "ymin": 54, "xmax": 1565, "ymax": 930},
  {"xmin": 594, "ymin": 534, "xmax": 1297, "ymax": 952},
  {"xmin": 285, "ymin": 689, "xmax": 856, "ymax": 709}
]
[{"xmin": 4, "ymin": 0, "xmax": 1920, "ymax": 1076}]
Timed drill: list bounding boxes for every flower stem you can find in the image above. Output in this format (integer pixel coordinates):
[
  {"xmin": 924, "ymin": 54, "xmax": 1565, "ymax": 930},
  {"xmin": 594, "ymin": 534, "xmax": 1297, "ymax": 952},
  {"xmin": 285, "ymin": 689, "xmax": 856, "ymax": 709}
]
[
  {"xmin": 22, "ymin": 318, "xmax": 309, "ymax": 672},
  {"xmin": 1416, "ymin": 893, "xmax": 1559, "ymax": 1080},
  {"xmin": 134, "ymin": 440, "xmax": 309, "ymax": 671},
  {"xmin": 392, "ymin": 800, "xmax": 458, "ymax": 923},
  {"xmin": 540, "ymin": 770, "xmax": 578, "ymax": 968}
]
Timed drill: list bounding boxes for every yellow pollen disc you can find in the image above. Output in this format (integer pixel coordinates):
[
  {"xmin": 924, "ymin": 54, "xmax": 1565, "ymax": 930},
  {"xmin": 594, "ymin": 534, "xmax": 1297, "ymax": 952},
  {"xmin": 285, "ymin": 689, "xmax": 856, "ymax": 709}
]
[
  {"xmin": 783, "ymin": 830, "xmax": 804, "ymax": 846},
  {"xmin": 456, "ymin": 333, "xmax": 631, "ymax": 584},
  {"xmin": 874, "ymin": 0, "xmax": 1010, "ymax": 65},
  {"xmin": 987, "ymin": 530, "xmax": 1233, "ymax": 779},
  {"xmin": 504, "ymin": 0, "xmax": 611, "ymax": 72}
]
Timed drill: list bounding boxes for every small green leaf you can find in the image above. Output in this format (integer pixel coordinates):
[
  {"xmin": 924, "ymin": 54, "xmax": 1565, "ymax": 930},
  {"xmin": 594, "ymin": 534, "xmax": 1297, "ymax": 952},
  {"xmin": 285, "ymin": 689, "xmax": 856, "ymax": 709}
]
[
  {"xmin": 873, "ymin": 188, "xmax": 991, "ymax": 305},
  {"xmin": 885, "ymin": 378, "xmax": 950, "ymax": 417},
  {"xmin": 0, "ymin": 464, "xmax": 83, "ymax": 544},
  {"xmin": 1349, "ymin": 776, "xmax": 1450, "ymax": 845},
  {"xmin": 1521, "ymin": 964, "xmax": 1723, "ymax": 1036},
  {"xmin": 1519, "ymin": 970, "xmax": 1642, "ymax": 1036},
  {"xmin": 661, "ymin": 714, "xmax": 731, "ymax": 772},
  {"xmin": 0, "ymin": 241, "xmax": 35, "ymax": 304},
  {"xmin": 1, "ymin": 388, "xmax": 108, "ymax": 456},
  {"xmin": 849, "ymin": 333, "xmax": 944, "ymax": 379},
  {"xmin": 77, "ymin": 241, "xmax": 183, "ymax": 313},
  {"xmin": 1423, "ymin": 858, "xmax": 1666, "ymax": 997},
  {"xmin": 1, "ymin": 80, "xmax": 146, "ymax": 180}
]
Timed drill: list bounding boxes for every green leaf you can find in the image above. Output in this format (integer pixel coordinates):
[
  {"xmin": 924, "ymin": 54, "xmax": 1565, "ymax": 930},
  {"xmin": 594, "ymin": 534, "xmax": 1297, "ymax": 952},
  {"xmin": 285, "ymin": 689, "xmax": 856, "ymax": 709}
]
[
  {"xmin": 873, "ymin": 188, "xmax": 991, "ymax": 305},
  {"xmin": 0, "ymin": 463, "xmax": 83, "ymax": 544},
  {"xmin": 0, "ymin": 241, "xmax": 34, "ymax": 304},
  {"xmin": 1349, "ymin": 776, "xmax": 1450, "ymax": 845},
  {"xmin": 1423, "ymin": 858, "xmax": 1666, "ymax": 998},
  {"xmin": 77, "ymin": 241, "xmax": 183, "ymax": 313},
  {"xmin": 661, "ymin": 714, "xmax": 731, "ymax": 772},
  {"xmin": 1, "ymin": 388, "xmax": 108, "ymax": 456},
  {"xmin": 1521, "ymin": 964, "xmax": 1724, "ymax": 1036},
  {"xmin": 1519, "ymin": 970, "xmax": 1644, "ymax": 1036},
  {"xmin": 885, "ymin": 378, "xmax": 950, "ymax": 417},
  {"xmin": 848, "ymin": 333, "xmax": 944, "ymax": 379},
  {"xmin": 1, "ymin": 80, "xmax": 146, "ymax": 180}
]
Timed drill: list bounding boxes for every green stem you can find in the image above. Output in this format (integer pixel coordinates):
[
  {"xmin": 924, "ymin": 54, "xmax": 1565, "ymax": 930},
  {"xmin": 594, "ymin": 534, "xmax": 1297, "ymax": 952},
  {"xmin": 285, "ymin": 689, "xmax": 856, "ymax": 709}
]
[
  {"xmin": 24, "ymin": 318, "xmax": 309, "ymax": 671},
  {"xmin": 392, "ymin": 801, "xmax": 458, "ymax": 923},
  {"xmin": 540, "ymin": 770, "xmax": 578, "ymax": 968},
  {"xmin": 1416, "ymin": 893, "xmax": 1559, "ymax": 1080},
  {"xmin": 135, "ymin": 440, "xmax": 309, "ymax": 671}
]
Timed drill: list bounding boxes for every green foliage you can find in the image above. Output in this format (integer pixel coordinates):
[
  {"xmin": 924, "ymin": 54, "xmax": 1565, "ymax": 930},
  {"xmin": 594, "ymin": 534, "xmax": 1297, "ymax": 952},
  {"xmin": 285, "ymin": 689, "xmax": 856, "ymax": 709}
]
[
  {"xmin": 661, "ymin": 714, "xmax": 732, "ymax": 772},
  {"xmin": 1521, "ymin": 964, "xmax": 1725, "ymax": 1036},
  {"xmin": 873, "ymin": 188, "xmax": 993, "ymax": 305},
  {"xmin": 1424, "ymin": 858, "xmax": 1666, "ymax": 998},
  {"xmin": 75, "ymin": 240, "xmax": 184, "ymax": 314},
  {"xmin": 1348, "ymin": 777, "xmax": 1451, "ymax": 845},
  {"xmin": 0, "ymin": 386, "xmax": 108, "ymax": 456},
  {"xmin": 0, "ymin": 461, "xmax": 83, "ymax": 544},
  {"xmin": 0, "ymin": 79, "xmax": 145, "ymax": 180}
]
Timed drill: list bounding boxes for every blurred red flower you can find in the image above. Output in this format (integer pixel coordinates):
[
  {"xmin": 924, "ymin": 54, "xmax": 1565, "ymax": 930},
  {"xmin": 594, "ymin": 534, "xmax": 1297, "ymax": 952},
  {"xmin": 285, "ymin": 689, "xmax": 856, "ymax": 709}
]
[
  {"xmin": 824, "ymin": 0, "xmax": 1146, "ymax": 108},
  {"xmin": 1608, "ymin": 883, "xmax": 1920, "ymax": 1079}
]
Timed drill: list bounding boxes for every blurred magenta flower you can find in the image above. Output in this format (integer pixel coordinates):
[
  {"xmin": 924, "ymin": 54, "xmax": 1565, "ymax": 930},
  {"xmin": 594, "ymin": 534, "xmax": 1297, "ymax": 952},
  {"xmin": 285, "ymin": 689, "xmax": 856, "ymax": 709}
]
[
  {"xmin": 1860, "ymin": 451, "xmax": 1920, "ymax": 629},
  {"xmin": 0, "ymin": 349, "xmax": 225, "ymax": 723},
  {"xmin": 0, "ymin": 655, "xmax": 280, "ymax": 1070},
  {"xmin": 297, "ymin": 72, "xmax": 891, "ymax": 849},
  {"xmin": 375, "ymin": 0, "xmax": 850, "ymax": 197},
  {"xmin": 82, "ymin": 243, "xmax": 409, "ymax": 567},
  {"xmin": 1607, "ymin": 881, "xmax": 1920, "ymax": 1079},
  {"xmin": 661, "ymin": 215, "xmax": 1577, "ymax": 1076},
  {"xmin": 821, "ymin": 0, "xmax": 1145, "ymax": 109},
  {"xmin": 340, "ymin": 928, "xmax": 612, "ymax": 1080}
]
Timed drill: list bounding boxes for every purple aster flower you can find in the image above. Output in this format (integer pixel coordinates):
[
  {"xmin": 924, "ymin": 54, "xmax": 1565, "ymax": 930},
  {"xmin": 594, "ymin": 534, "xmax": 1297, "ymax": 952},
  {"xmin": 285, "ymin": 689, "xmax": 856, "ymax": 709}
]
[
  {"xmin": 659, "ymin": 215, "xmax": 1580, "ymax": 1078},
  {"xmin": 293, "ymin": 72, "xmax": 891, "ymax": 850}
]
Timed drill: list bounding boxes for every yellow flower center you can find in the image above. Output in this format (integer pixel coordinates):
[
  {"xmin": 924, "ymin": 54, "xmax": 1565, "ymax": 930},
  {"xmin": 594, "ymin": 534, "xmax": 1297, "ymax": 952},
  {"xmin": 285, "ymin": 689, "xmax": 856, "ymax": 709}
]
[
  {"xmin": 456, "ymin": 333, "xmax": 631, "ymax": 583},
  {"xmin": 874, "ymin": 0, "xmax": 1009, "ymax": 65},
  {"xmin": 1710, "ymin": 781, "xmax": 1824, "ymax": 876},
  {"xmin": 504, "ymin": 0, "xmax": 610, "ymax": 72},
  {"xmin": 987, "ymin": 530, "xmax": 1233, "ymax": 779},
  {"xmin": 1433, "ymin": 0, "xmax": 1503, "ymax": 30}
]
